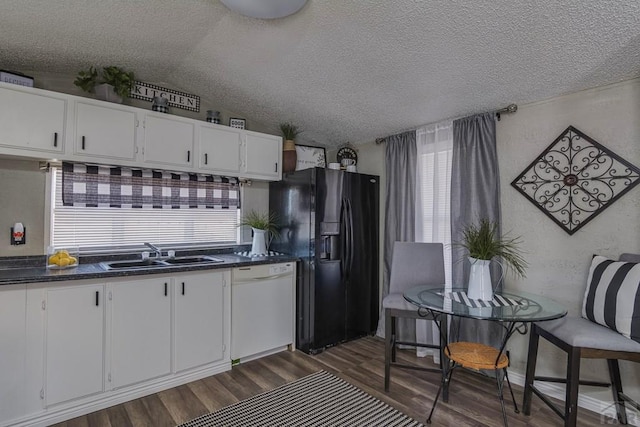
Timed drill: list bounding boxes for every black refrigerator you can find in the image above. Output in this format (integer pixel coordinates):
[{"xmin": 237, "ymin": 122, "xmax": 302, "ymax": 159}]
[{"xmin": 269, "ymin": 167, "xmax": 379, "ymax": 354}]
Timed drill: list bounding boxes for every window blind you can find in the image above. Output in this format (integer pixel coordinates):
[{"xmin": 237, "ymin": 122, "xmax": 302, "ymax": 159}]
[
  {"xmin": 51, "ymin": 167, "xmax": 240, "ymax": 250},
  {"xmin": 416, "ymin": 122, "xmax": 453, "ymax": 286}
]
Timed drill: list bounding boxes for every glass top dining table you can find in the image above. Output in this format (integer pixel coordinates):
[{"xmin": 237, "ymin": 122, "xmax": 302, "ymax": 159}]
[
  {"xmin": 403, "ymin": 286, "xmax": 567, "ymax": 322},
  {"xmin": 403, "ymin": 286, "xmax": 567, "ymax": 403}
]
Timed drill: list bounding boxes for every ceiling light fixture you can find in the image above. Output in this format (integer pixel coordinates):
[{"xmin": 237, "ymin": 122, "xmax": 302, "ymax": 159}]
[{"xmin": 220, "ymin": 0, "xmax": 307, "ymax": 19}]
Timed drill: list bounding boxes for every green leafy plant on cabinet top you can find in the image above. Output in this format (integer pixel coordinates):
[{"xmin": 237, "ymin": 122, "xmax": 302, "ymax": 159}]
[{"xmin": 74, "ymin": 66, "xmax": 135, "ymax": 99}]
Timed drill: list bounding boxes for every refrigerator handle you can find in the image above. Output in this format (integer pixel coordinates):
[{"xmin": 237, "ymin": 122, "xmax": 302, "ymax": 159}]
[
  {"xmin": 340, "ymin": 198, "xmax": 348, "ymax": 278},
  {"xmin": 347, "ymin": 199, "xmax": 355, "ymax": 272}
]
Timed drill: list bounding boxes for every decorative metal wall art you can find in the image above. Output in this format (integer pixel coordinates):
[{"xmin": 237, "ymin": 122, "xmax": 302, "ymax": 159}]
[{"xmin": 511, "ymin": 126, "xmax": 640, "ymax": 235}]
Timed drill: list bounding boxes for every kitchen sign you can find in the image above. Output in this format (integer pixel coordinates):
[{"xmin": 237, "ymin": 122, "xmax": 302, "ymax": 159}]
[{"xmin": 130, "ymin": 81, "xmax": 200, "ymax": 112}]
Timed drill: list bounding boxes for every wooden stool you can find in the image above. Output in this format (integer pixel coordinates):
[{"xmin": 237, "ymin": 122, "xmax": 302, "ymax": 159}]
[{"xmin": 427, "ymin": 342, "xmax": 518, "ymax": 426}]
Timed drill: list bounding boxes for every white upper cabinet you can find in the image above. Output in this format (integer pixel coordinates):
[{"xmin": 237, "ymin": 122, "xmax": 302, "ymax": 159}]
[
  {"xmin": 0, "ymin": 84, "xmax": 65, "ymax": 155},
  {"xmin": 243, "ymin": 131, "xmax": 282, "ymax": 180},
  {"xmin": 142, "ymin": 113, "xmax": 195, "ymax": 168},
  {"xmin": 0, "ymin": 83, "xmax": 284, "ymax": 180},
  {"xmin": 74, "ymin": 101, "xmax": 137, "ymax": 162},
  {"xmin": 199, "ymin": 124, "xmax": 242, "ymax": 174}
]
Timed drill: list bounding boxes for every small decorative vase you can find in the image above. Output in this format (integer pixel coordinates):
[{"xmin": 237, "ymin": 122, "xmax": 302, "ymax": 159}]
[
  {"xmin": 250, "ymin": 227, "xmax": 269, "ymax": 256},
  {"xmin": 152, "ymin": 96, "xmax": 169, "ymax": 113},
  {"xmin": 467, "ymin": 257, "xmax": 494, "ymax": 301},
  {"xmin": 206, "ymin": 110, "xmax": 221, "ymax": 124},
  {"xmin": 283, "ymin": 139, "xmax": 297, "ymax": 173},
  {"xmin": 94, "ymin": 83, "xmax": 123, "ymax": 104}
]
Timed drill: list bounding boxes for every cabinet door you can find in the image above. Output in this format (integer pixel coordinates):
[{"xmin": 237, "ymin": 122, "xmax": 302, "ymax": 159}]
[
  {"xmin": 0, "ymin": 285, "xmax": 26, "ymax": 424},
  {"xmin": 75, "ymin": 102, "xmax": 137, "ymax": 161},
  {"xmin": 45, "ymin": 284, "xmax": 104, "ymax": 406},
  {"xmin": 143, "ymin": 114, "xmax": 195, "ymax": 168},
  {"xmin": 244, "ymin": 132, "xmax": 282, "ymax": 180},
  {"xmin": 110, "ymin": 278, "xmax": 171, "ymax": 389},
  {"xmin": 199, "ymin": 125, "xmax": 241, "ymax": 174},
  {"xmin": 174, "ymin": 272, "xmax": 226, "ymax": 372},
  {"xmin": 0, "ymin": 86, "xmax": 65, "ymax": 154}
]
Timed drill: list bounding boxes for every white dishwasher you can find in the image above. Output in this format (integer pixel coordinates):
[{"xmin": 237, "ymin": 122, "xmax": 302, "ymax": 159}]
[{"xmin": 231, "ymin": 262, "xmax": 295, "ymax": 361}]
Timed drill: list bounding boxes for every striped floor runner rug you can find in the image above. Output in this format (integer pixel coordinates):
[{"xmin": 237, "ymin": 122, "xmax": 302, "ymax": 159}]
[{"xmin": 178, "ymin": 370, "xmax": 423, "ymax": 426}]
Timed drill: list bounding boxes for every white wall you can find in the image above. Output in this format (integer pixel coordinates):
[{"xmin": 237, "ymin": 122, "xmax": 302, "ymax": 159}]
[
  {"xmin": 498, "ymin": 78, "xmax": 640, "ymax": 403},
  {"xmin": 0, "ymin": 159, "xmax": 47, "ymax": 256}
]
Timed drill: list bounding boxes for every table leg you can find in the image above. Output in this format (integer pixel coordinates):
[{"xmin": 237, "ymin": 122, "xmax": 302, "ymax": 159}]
[{"xmin": 440, "ymin": 314, "xmax": 450, "ymax": 403}]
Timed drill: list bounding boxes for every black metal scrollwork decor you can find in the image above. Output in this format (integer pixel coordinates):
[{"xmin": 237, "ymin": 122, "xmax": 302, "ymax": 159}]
[{"xmin": 511, "ymin": 126, "xmax": 640, "ymax": 235}]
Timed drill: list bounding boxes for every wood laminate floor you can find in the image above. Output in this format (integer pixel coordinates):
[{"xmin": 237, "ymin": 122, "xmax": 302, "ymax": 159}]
[{"xmin": 54, "ymin": 337, "xmax": 606, "ymax": 426}]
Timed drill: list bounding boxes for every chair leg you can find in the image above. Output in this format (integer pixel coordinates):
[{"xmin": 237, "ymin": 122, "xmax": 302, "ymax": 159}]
[
  {"xmin": 565, "ymin": 346, "xmax": 581, "ymax": 427},
  {"xmin": 504, "ymin": 368, "xmax": 519, "ymax": 414},
  {"xmin": 384, "ymin": 309, "xmax": 393, "ymax": 392},
  {"xmin": 391, "ymin": 315, "xmax": 397, "ymax": 362},
  {"xmin": 427, "ymin": 363, "xmax": 455, "ymax": 424},
  {"xmin": 523, "ymin": 325, "xmax": 540, "ymax": 415},
  {"xmin": 607, "ymin": 359, "xmax": 628, "ymax": 424},
  {"xmin": 496, "ymin": 369, "xmax": 510, "ymax": 427}
]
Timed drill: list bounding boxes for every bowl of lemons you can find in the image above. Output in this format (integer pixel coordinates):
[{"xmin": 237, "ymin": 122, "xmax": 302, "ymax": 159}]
[{"xmin": 47, "ymin": 247, "xmax": 79, "ymax": 269}]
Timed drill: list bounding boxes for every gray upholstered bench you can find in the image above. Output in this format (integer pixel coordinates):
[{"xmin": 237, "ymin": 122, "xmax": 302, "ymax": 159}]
[{"xmin": 523, "ymin": 253, "xmax": 640, "ymax": 426}]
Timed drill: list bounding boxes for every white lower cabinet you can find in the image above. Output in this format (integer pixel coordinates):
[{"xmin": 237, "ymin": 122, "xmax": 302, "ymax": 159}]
[
  {"xmin": 44, "ymin": 284, "xmax": 105, "ymax": 406},
  {"xmin": 0, "ymin": 264, "xmax": 285, "ymax": 426},
  {"xmin": 0, "ymin": 284, "xmax": 26, "ymax": 425},
  {"xmin": 174, "ymin": 271, "xmax": 228, "ymax": 372},
  {"xmin": 109, "ymin": 278, "xmax": 172, "ymax": 389}
]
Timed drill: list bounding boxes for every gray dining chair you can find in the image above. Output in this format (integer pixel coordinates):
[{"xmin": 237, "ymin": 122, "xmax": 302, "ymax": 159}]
[
  {"xmin": 384, "ymin": 242, "xmax": 445, "ymax": 391},
  {"xmin": 523, "ymin": 253, "xmax": 640, "ymax": 426}
]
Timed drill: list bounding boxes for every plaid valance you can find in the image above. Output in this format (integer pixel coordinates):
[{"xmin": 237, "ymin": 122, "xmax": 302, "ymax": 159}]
[{"xmin": 62, "ymin": 162, "xmax": 240, "ymax": 209}]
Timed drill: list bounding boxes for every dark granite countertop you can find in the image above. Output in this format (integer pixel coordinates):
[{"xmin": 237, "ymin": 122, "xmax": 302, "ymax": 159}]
[{"xmin": 0, "ymin": 248, "xmax": 299, "ymax": 286}]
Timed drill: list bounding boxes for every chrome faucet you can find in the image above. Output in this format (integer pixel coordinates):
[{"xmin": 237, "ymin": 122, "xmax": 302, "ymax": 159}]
[{"xmin": 144, "ymin": 242, "xmax": 162, "ymax": 259}]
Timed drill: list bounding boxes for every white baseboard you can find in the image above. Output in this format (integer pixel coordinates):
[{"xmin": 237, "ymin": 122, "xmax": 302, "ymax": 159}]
[
  {"xmin": 508, "ymin": 370, "xmax": 640, "ymax": 426},
  {"xmin": 4, "ymin": 362, "xmax": 231, "ymax": 427}
]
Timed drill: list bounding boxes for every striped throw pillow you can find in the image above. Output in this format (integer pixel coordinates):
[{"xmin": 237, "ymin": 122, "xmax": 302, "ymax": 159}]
[{"xmin": 582, "ymin": 255, "xmax": 640, "ymax": 343}]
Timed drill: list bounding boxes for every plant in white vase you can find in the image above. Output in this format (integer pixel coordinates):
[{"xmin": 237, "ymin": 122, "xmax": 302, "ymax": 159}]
[
  {"xmin": 239, "ymin": 210, "xmax": 279, "ymax": 256},
  {"xmin": 74, "ymin": 66, "xmax": 135, "ymax": 103},
  {"xmin": 455, "ymin": 218, "xmax": 527, "ymax": 301}
]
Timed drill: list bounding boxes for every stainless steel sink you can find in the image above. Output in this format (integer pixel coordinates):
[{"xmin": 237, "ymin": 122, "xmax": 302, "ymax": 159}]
[
  {"xmin": 164, "ymin": 255, "xmax": 224, "ymax": 265},
  {"xmin": 100, "ymin": 255, "xmax": 225, "ymax": 270},
  {"xmin": 100, "ymin": 259, "xmax": 169, "ymax": 270}
]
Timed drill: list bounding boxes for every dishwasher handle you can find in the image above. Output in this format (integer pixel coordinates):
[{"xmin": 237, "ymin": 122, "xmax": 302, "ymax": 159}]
[{"xmin": 233, "ymin": 272, "xmax": 294, "ymax": 284}]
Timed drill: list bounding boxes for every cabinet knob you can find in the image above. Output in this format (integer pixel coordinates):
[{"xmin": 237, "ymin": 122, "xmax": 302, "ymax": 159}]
[
  {"xmin": 187, "ymin": 150, "xmax": 191, "ymax": 163},
  {"xmin": 204, "ymin": 153, "xmax": 208, "ymax": 165},
  {"xmin": 53, "ymin": 132, "xmax": 58, "ymax": 147},
  {"xmin": 81, "ymin": 136, "xmax": 86, "ymax": 150}
]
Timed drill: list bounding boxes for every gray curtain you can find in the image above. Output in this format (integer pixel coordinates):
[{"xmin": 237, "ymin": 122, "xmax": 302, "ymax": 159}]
[
  {"xmin": 375, "ymin": 130, "xmax": 417, "ymax": 338},
  {"xmin": 450, "ymin": 113, "xmax": 503, "ymax": 344}
]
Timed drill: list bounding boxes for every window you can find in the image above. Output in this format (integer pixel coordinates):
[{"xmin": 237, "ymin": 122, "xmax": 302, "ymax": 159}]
[
  {"xmin": 416, "ymin": 122, "xmax": 453, "ymax": 285},
  {"xmin": 49, "ymin": 167, "xmax": 241, "ymax": 251}
]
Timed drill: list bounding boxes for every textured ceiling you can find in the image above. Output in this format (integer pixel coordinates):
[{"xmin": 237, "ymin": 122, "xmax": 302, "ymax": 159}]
[{"xmin": 1, "ymin": 0, "xmax": 639, "ymax": 148}]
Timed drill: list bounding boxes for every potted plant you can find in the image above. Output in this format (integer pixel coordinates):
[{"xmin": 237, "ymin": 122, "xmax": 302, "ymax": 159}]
[
  {"xmin": 455, "ymin": 218, "xmax": 527, "ymax": 300},
  {"xmin": 280, "ymin": 122, "xmax": 301, "ymax": 173},
  {"xmin": 74, "ymin": 66, "xmax": 135, "ymax": 103},
  {"xmin": 239, "ymin": 210, "xmax": 279, "ymax": 256}
]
